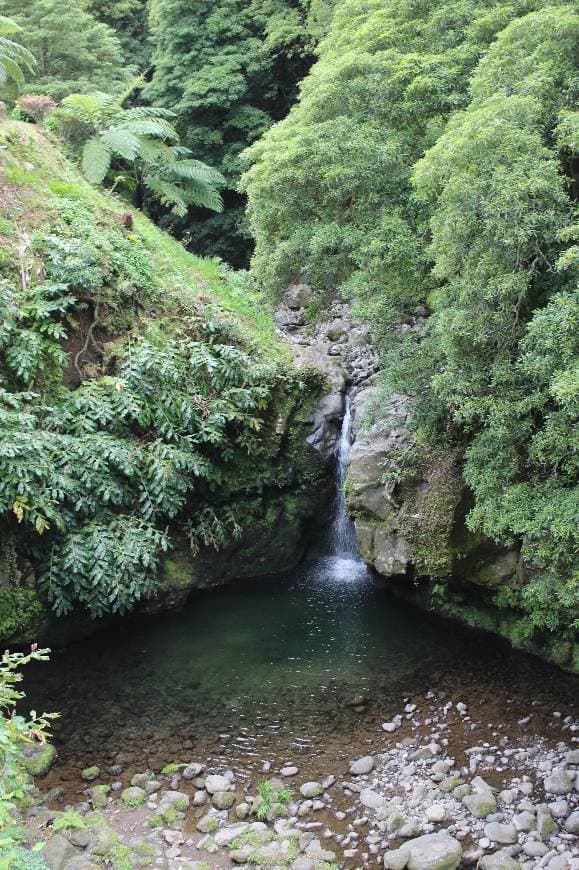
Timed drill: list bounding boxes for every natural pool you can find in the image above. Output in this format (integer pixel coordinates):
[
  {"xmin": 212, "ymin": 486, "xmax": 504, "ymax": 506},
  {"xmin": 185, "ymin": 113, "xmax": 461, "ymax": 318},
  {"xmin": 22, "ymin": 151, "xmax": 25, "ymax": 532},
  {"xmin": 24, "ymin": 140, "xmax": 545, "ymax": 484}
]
[{"xmin": 24, "ymin": 549, "xmax": 578, "ymax": 800}]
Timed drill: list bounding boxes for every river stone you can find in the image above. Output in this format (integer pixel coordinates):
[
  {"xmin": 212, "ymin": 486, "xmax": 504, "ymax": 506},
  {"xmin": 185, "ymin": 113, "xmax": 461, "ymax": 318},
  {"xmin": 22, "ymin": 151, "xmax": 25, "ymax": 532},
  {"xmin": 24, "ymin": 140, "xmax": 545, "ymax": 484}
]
[
  {"xmin": 22, "ymin": 743, "xmax": 57, "ymax": 777},
  {"xmin": 214, "ymin": 823, "xmax": 250, "ymax": 846},
  {"xmin": 300, "ymin": 781, "xmax": 323, "ymax": 798},
  {"xmin": 385, "ymin": 833, "xmax": 462, "ymax": 870},
  {"xmin": 281, "ymin": 765, "xmax": 299, "ymax": 777},
  {"xmin": 523, "ymin": 841, "xmax": 548, "ymax": 858},
  {"xmin": 63, "ymin": 858, "xmax": 99, "ymax": 870},
  {"xmin": 182, "ymin": 762, "xmax": 204, "ymax": 779},
  {"xmin": 544, "ymin": 769, "xmax": 574, "ymax": 794},
  {"xmin": 42, "ymin": 835, "xmax": 79, "ymax": 869},
  {"xmin": 89, "ymin": 784, "xmax": 110, "ymax": 809},
  {"xmin": 548, "ymin": 800, "xmax": 569, "ymax": 818},
  {"xmin": 536, "ymin": 804, "xmax": 557, "ymax": 839},
  {"xmin": 566, "ymin": 749, "xmax": 579, "ymax": 764},
  {"xmin": 212, "ymin": 790, "xmax": 235, "ymax": 810},
  {"xmin": 81, "ymin": 766, "xmax": 100, "ymax": 782},
  {"xmin": 564, "ymin": 809, "xmax": 579, "ymax": 833},
  {"xmin": 291, "ymin": 859, "xmax": 315, "ymax": 870},
  {"xmin": 479, "ymin": 853, "xmax": 521, "ymax": 869},
  {"xmin": 484, "ymin": 822, "xmax": 517, "ymax": 844},
  {"xmin": 205, "ymin": 774, "xmax": 232, "ymax": 794},
  {"xmin": 360, "ymin": 788, "xmax": 387, "ymax": 810},
  {"xmin": 462, "ymin": 791, "xmax": 497, "ymax": 818},
  {"xmin": 196, "ymin": 813, "xmax": 219, "ymax": 834},
  {"xmin": 121, "ymin": 786, "xmax": 146, "ymax": 808},
  {"xmin": 236, "ymin": 802, "xmax": 250, "ymax": 819},
  {"xmin": 513, "ymin": 811, "xmax": 535, "ymax": 832},
  {"xmin": 426, "ymin": 804, "xmax": 446, "ymax": 823},
  {"xmin": 350, "ymin": 756, "xmax": 375, "ymax": 775},
  {"xmin": 159, "ymin": 791, "xmax": 190, "ymax": 812},
  {"xmin": 193, "ymin": 790, "xmax": 207, "ymax": 806}
]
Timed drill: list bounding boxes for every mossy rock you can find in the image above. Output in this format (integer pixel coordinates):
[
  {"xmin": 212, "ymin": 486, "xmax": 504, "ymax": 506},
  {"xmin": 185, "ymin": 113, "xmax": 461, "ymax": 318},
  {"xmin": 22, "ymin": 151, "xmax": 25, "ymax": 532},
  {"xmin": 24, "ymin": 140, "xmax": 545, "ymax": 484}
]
[
  {"xmin": 90, "ymin": 784, "xmax": 111, "ymax": 809},
  {"xmin": 120, "ymin": 786, "xmax": 146, "ymax": 808},
  {"xmin": 22, "ymin": 743, "xmax": 56, "ymax": 777},
  {"xmin": 81, "ymin": 766, "xmax": 100, "ymax": 782}
]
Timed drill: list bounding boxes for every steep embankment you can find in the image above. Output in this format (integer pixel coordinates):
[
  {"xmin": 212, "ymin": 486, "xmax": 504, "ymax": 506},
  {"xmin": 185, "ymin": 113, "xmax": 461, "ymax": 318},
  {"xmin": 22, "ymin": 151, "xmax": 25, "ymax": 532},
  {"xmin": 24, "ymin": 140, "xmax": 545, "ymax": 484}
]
[
  {"xmin": 0, "ymin": 121, "xmax": 332, "ymax": 646},
  {"xmin": 242, "ymin": 0, "xmax": 579, "ymax": 671}
]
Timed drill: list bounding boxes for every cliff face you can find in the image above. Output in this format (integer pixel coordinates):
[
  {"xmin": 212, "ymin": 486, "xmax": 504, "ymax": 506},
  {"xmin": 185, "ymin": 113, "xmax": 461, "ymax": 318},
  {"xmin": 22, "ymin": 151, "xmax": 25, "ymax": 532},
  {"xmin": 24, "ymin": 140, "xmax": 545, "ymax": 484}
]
[{"xmin": 346, "ymin": 388, "xmax": 579, "ymax": 674}]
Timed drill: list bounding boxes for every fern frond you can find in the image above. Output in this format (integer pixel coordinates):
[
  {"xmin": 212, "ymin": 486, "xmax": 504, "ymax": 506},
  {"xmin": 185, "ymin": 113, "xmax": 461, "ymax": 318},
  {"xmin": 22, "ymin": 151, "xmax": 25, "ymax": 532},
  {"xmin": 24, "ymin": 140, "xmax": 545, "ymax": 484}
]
[
  {"xmin": 101, "ymin": 127, "xmax": 142, "ymax": 161},
  {"xmin": 143, "ymin": 174, "xmax": 189, "ymax": 216},
  {"xmin": 82, "ymin": 136, "xmax": 112, "ymax": 183},
  {"xmin": 121, "ymin": 117, "xmax": 178, "ymax": 141},
  {"xmin": 167, "ymin": 159, "xmax": 226, "ymax": 186}
]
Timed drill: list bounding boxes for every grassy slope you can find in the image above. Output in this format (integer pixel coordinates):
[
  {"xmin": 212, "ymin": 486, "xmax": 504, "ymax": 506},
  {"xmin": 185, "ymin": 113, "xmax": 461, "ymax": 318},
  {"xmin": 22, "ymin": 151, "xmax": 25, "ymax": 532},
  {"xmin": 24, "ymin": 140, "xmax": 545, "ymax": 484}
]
[{"xmin": 0, "ymin": 119, "xmax": 285, "ymax": 358}]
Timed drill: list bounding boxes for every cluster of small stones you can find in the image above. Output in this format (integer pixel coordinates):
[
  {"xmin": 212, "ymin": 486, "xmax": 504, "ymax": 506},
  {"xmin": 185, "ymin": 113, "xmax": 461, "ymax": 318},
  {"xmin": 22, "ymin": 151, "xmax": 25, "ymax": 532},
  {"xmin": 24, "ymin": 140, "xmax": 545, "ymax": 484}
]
[{"xmin": 24, "ymin": 696, "xmax": 578, "ymax": 870}]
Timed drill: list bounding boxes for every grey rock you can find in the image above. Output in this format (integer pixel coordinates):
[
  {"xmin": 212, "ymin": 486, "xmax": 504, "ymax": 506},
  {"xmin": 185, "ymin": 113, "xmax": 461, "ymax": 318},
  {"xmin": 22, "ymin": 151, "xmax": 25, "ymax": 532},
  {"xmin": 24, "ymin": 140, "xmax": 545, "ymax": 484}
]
[
  {"xmin": 214, "ymin": 823, "xmax": 250, "ymax": 847},
  {"xmin": 522, "ymin": 841, "xmax": 548, "ymax": 858},
  {"xmin": 291, "ymin": 859, "xmax": 315, "ymax": 870},
  {"xmin": 299, "ymin": 781, "xmax": 323, "ymax": 798},
  {"xmin": 564, "ymin": 809, "xmax": 579, "ymax": 833},
  {"xmin": 544, "ymin": 769, "xmax": 574, "ymax": 794},
  {"xmin": 536, "ymin": 804, "xmax": 557, "ymax": 839},
  {"xmin": 196, "ymin": 813, "xmax": 219, "ymax": 834},
  {"xmin": 212, "ymin": 790, "xmax": 235, "ymax": 810},
  {"xmin": 350, "ymin": 756, "xmax": 375, "ymax": 775},
  {"xmin": 385, "ymin": 832, "xmax": 462, "ymax": 870},
  {"xmin": 360, "ymin": 788, "xmax": 387, "ymax": 810},
  {"xmin": 479, "ymin": 853, "xmax": 521, "ymax": 869},
  {"xmin": 463, "ymin": 791, "xmax": 497, "ymax": 818},
  {"xmin": 513, "ymin": 811, "xmax": 535, "ymax": 832},
  {"xmin": 484, "ymin": 822, "xmax": 517, "ymax": 844},
  {"xmin": 182, "ymin": 762, "xmax": 204, "ymax": 779},
  {"xmin": 205, "ymin": 774, "xmax": 232, "ymax": 794},
  {"xmin": 42, "ymin": 835, "xmax": 79, "ymax": 870}
]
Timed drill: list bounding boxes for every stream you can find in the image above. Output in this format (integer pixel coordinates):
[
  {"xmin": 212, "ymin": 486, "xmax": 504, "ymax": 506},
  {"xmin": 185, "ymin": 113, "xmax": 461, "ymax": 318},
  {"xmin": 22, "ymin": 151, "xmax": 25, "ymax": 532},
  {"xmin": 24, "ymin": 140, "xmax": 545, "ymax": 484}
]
[{"xmin": 24, "ymin": 399, "xmax": 578, "ymax": 799}]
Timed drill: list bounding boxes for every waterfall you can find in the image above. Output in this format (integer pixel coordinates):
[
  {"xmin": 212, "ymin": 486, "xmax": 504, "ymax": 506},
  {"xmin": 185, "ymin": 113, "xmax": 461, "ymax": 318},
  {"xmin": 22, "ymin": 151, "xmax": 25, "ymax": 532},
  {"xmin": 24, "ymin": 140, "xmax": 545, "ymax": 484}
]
[{"xmin": 329, "ymin": 394, "xmax": 357, "ymax": 556}]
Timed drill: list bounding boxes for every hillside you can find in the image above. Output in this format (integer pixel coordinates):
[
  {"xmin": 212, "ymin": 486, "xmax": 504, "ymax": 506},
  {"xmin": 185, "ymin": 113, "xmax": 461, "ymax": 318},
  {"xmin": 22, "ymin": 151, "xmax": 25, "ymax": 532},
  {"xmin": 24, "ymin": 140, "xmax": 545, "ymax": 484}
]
[{"xmin": 0, "ymin": 121, "xmax": 330, "ymax": 643}]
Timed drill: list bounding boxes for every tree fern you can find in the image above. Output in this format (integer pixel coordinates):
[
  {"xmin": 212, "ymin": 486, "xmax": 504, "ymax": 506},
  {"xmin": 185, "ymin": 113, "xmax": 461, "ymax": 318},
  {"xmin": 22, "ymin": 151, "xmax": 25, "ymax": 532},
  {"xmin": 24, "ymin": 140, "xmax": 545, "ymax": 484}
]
[
  {"xmin": 60, "ymin": 91, "xmax": 224, "ymax": 214},
  {"xmin": 0, "ymin": 16, "xmax": 35, "ymax": 96}
]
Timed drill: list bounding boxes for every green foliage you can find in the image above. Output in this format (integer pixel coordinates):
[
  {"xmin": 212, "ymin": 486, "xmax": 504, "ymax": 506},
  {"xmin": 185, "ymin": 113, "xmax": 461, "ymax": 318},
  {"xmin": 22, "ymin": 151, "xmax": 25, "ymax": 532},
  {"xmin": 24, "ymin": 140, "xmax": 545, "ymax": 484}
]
[
  {"xmin": 51, "ymin": 810, "xmax": 87, "ymax": 834},
  {"xmin": 60, "ymin": 90, "xmax": 225, "ymax": 215},
  {"xmin": 0, "ymin": 15, "xmax": 35, "ymax": 98},
  {"xmin": 86, "ymin": 0, "xmax": 150, "ymax": 71},
  {"xmin": 0, "ymin": 0, "xmax": 128, "ymax": 101},
  {"xmin": 0, "ymin": 649, "xmax": 55, "ymax": 852},
  {"xmin": 243, "ymin": 0, "xmax": 579, "ymax": 637},
  {"xmin": 255, "ymin": 780, "xmax": 293, "ymax": 820},
  {"xmin": 146, "ymin": 0, "xmax": 316, "ymax": 263}
]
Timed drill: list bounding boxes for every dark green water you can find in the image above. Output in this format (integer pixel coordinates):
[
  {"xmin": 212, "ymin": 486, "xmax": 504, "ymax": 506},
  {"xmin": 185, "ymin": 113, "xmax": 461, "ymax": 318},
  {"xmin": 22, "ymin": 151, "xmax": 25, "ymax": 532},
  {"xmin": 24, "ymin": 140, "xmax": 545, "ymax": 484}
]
[{"xmin": 24, "ymin": 552, "xmax": 578, "ymax": 794}]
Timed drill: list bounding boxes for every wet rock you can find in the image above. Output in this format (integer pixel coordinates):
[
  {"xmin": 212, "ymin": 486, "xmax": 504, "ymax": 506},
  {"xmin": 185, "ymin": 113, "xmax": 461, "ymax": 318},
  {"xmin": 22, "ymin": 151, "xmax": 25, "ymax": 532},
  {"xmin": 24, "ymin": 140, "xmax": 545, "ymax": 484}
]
[
  {"xmin": 280, "ymin": 766, "xmax": 299, "ymax": 777},
  {"xmin": 300, "ymin": 782, "xmax": 323, "ymax": 798},
  {"xmin": 350, "ymin": 756, "xmax": 375, "ymax": 775},
  {"xmin": 80, "ymin": 766, "xmax": 100, "ymax": 782},
  {"xmin": 205, "ymin": 774, "xmax": 233, "ymax": 794},
  {"xmin": 544, "ymin": 769, "xmax": 575, "ymax": 794},
  {"xmin": 484, "ymin": 822, "xmax": 517, "ymax": 844},
  {"xmin": 182, "ymin": 762, "xmax": 204, "ymax": 779},
  {"xmin": 42, "ymin": 835, "xmax": 79, "ymax": 869}
]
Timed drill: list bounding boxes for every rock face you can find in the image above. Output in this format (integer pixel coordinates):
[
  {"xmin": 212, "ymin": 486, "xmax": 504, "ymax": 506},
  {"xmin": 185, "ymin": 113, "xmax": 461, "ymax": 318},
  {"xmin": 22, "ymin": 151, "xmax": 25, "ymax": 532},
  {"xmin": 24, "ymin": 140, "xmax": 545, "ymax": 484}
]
[{"xmin": 344, "ymin": 379, "xmax": 579, "ymax": 673}]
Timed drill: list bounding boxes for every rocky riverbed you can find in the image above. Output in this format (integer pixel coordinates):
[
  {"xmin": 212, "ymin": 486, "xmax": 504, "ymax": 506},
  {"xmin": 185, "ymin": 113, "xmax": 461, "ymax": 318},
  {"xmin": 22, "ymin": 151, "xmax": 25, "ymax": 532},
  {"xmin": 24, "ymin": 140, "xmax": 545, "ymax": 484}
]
[{"xmin": 22, "ymin": 694, "xmax": 578, "ymax": 869}]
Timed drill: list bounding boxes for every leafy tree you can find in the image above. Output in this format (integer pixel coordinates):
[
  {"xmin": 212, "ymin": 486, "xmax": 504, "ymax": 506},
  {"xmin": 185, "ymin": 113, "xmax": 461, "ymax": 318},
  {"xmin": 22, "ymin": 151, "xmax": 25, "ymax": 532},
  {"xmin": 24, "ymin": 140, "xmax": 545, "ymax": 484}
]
[
  {"xmin": 86, "ymin": 0, "xmax": 151, "ymax": 71},
  {"xmin": 146, "ymin": 0, "xmax": 316, "ymax": 264},
  {"xmin": 0, "ymin": 15, "xmax": 35, "ymax": 98},
  {"xmin": 0, "ymin": 0, "xmax": 127, "ymax": 100},
  {"xmin": 242, "ymin": 0, "xmax": 579, "ymax": 638},
  {"xmin": 60, "ymin": 91, "xmax": 225, "ymax": 215}
]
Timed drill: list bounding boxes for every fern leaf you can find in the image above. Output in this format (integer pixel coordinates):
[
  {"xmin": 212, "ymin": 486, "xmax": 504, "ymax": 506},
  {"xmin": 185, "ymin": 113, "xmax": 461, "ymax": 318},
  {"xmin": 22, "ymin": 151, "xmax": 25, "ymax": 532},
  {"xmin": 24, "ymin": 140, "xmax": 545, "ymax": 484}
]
[
  {"xmin": 82, "ymin": 136, "xmax": 112, "ymax": 183},
  {"xmin": 102, "ymin": 127, "xmax": 141, "ymax": 161}
]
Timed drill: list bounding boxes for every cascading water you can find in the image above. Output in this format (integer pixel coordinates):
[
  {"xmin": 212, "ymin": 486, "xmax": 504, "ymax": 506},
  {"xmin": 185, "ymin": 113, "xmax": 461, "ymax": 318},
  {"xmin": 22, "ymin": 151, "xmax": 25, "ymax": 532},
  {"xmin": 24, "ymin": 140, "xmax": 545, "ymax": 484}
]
[{"xmin": 329, "ymin": 393, "xmax": 357, "ymax": 556}]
